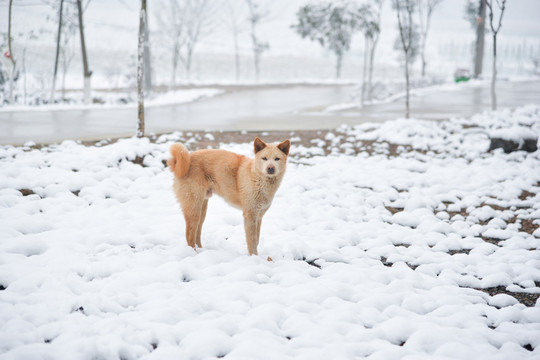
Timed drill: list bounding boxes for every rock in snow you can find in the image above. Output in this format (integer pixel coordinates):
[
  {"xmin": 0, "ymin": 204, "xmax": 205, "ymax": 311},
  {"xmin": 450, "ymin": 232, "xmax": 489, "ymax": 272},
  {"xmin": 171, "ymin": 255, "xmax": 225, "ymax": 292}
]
[{"xmin": 489, "ymin": 115, "xmax": 539, "ymax": 153}]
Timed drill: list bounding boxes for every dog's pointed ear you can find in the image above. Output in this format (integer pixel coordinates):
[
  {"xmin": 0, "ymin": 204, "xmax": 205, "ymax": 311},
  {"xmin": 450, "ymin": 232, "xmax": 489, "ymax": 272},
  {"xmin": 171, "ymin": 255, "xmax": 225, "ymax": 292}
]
[
  {"xmin": 254, "ymin": 137, "xmax": 267, "ymax": 154},
  {"xmin": 277, "ymin": 139, "xmax": 290, "ymax": 155}
]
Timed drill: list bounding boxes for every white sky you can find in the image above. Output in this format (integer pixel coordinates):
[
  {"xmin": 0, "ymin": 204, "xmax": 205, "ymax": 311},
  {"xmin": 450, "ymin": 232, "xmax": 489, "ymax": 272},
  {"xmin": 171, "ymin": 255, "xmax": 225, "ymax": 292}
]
[{"xmin": 1, "ymin": 0, "xmax": 539, "ymax": 53}]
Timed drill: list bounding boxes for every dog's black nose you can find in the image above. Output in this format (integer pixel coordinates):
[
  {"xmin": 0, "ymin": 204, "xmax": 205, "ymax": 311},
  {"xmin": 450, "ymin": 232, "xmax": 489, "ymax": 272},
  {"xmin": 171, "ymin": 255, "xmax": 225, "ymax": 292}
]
[{"xmin": 267, "ymin": 167, "xmax": 275, "ymax": 174}]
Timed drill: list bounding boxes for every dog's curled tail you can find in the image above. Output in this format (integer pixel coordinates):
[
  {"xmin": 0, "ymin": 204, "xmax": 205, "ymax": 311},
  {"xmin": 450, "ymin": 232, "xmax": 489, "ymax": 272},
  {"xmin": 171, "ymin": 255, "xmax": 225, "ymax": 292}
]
[{"xmin": 167, "ymin": 143, "xmax": 191, "ymax": 178}]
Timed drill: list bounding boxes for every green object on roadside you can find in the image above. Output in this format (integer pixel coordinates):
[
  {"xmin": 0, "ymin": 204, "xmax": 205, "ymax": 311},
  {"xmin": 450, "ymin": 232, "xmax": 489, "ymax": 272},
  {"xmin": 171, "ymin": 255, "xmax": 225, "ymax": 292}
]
[{"xmin": 455, "ymin": 76, "xmax": 470, "ymax": 83}]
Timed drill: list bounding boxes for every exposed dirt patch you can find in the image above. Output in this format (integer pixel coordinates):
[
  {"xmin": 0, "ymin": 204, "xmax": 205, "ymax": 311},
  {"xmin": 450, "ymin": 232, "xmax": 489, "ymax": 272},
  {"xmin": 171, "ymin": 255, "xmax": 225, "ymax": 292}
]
[
  {"xmin": 519, "ymin": 190, "xmax": 536, "ymax": 201},
  {"xmin": 479, "ymin": 202, "xmax": 508, "ymax": 212},
  {"xmin": 481, "ymin": 237, "xmax": 503, "ymax": 246},
  {"xmin": 448, "ymin": 249, "xmax": 472, "ymax": 255},
  {"xmin": 520, "ymin": 219, "xmax": 539, "ymax": 235},
  {"xmin": 379, "ymin": 257, "xmax": 417, "ymax": 270},
  {"xmin": 67, "ymin": 129, "xmax": 418, "ymax": 159},
  {"xmin": 19, "ymin": 188, "xmax": 36, "ymax": 196},
  {"xmin": 473, "ymin": 286, "xmax": 539, "ymax": 307},
  {"xmin": 126, "ymin": 155, "xmax": 147, "ymax": 167},
  {"xmin": 380, "ymin": 257, "xmax": 392, "ymax": 267},
  {"xmin": 385, "ymin": 206, "xmax": 403, "ymax": 215}
]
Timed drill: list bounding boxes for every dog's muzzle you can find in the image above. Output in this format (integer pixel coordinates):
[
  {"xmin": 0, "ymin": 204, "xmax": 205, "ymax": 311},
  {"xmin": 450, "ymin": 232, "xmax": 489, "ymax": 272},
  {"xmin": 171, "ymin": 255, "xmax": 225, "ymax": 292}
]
[{"xmin": 267, "ymin": 166, "xmax": 275, "ymax": 175}]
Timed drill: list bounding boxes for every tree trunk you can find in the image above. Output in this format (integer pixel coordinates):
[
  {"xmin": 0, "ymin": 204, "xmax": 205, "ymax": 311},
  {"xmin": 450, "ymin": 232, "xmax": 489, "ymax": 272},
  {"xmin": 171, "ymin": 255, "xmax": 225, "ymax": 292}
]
[
  {"xmin": 419, "ymin": 9, "xmax": 430, "ymax": 78},
  {"xmin": 420, "ymin": 41, "xmax": 426, "ymax": 77},
  {"xmin": 394, "ymin": 0, "xmax": 413, "ymax": 118},
  {"xmin": 249, "ymin": 17, "xmax": 260, "ymax": 82},
  {"xmin": 137, "ymin": 0, "xmax": 146, "ymax": 138},
  {"xmin": 233, "ymin": 28, "xmax": 240, "ymax": 82},
  {"xmin": 474, "ymin": 0, "xmax": 486, "ymax": 78},
  {"xmin": 491, "ymin": 33, "xmax": 497, "ymax": 110},
  {"xmin": 23, "ymin": 48, "xmax": 27, "ymax": 105},
  {"xmin": 7, "ymin": 0, "xmax": 16, "ymax": 105},
  {"xmin": 50, "ymin": 0, "xmax": 64, "ymax": 105},
  {"xmin": 405, "ymin": 51, "xmax": 410, "ymax": 119},
  {"xmin": 361, "ymin": 35, "xmax": 370, "ymax": 105},
  {"xmin": 170, "ymin": 41, "xmax": 179, "ymax": 89},
  {"xmin": 84, "ymin": 77, "xmax": 91, "ymax": 104},
  {"xmin": 62, "ymin": 65, "xmax": 67, "ymax": 100},
  {"xmin": 8, "ymin": 55, "xmax": 16, "ymax": 106},
  {"xmin": 335, "ymin": 53, "xmax": 342, "ymax": 79},
  {"xmin": 185, "ymin": 46, "xmax": 193, "ymax": 82},
  {"xmin": 368, "ymin": 35, "xmax": 379, "ymax": 101},
  {"xmin": 486, "ymin": 0, "xmax": 506, "ymax": 110},
  {"xmin": 254, "ymin": 52, "xmax": 260, "ymax": 81},
  {"xmin": 77, "ymin": 0, "xmax": 92, "ymax": 105},
  {"xmin": 144, "ymin": 2, "xmax": 152, "ymax": 95},
  {"xmin": 251, "ymin": 33, "xmax": 260, "ymax": 81}
]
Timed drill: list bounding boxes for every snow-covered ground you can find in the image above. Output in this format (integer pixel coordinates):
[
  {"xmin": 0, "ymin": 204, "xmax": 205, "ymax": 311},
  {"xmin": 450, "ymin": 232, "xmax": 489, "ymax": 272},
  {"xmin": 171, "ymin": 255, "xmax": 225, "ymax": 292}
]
[
  {"xmin": 0, "ymin": 88, "xmax": 224, "ymax": 113},
  {"xmin": 1, "ymin": 106, "xmax": 540, "ymax": 359}
]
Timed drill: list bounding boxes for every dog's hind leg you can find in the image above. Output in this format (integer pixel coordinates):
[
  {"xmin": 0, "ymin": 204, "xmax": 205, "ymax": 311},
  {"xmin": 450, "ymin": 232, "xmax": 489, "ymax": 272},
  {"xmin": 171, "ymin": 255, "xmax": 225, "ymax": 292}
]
[
  {"xmin": 182, "ymin": 198, "xmax": 205, "ymax": 249},
  {"xmin": 196, "ymin": 199, "xmax": 208, "ymax": 248}
]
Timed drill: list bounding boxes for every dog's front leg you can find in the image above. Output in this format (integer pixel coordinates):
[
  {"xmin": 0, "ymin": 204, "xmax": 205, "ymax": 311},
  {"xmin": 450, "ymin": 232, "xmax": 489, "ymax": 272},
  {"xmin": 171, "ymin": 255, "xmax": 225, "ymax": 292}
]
[
  {"xmin": 243, "ymin": 211, "xmax": 259, "ymax": 255},
  {"xmin": 255, "ymin": 212, "xmax": 265, "ymax": 248}
]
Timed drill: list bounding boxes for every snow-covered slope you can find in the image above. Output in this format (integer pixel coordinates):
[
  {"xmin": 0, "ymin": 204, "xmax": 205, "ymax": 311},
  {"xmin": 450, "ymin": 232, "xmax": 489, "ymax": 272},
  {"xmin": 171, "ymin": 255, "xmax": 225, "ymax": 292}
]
[{"xmin": 0, "ymin": 106, "xmax": 539, "ymax": 359}]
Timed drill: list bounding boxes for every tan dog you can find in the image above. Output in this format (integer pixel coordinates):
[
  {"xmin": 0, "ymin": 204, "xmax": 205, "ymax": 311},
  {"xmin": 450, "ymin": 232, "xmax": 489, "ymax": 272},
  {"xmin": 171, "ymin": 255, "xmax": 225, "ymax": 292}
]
[{"xmin": 167, "ymin": 138, "xmax": 290, "ymax": 255}]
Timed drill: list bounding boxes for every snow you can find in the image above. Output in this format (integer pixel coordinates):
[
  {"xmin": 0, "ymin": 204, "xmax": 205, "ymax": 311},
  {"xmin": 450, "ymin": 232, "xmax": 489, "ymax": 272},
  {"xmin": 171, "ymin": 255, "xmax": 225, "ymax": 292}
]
[
  {"xmin": 490, "ymin": 127, "xmax": 537, "ymax": 144},
  {"xmin": 0, "ymin": 88, "xmax": 224, "ymax": 113},
  {"xmin": 1, "ymin": 106, "xmax": 540, "ymax": 359}
]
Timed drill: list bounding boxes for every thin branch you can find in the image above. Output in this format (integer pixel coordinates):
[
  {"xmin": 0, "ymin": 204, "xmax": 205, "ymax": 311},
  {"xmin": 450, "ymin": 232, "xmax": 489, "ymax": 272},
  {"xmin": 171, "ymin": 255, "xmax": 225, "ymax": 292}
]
[
  {"xmin": 485, "ymin": 0, "xmax": 506, "ymax": 35},
  {"xmin": 8, "ymin": 0, "xmax": 16, "ymax": 68},
  {"xmin": 394, "ymin": 0, "xmax": 409, "ymax": 53}
]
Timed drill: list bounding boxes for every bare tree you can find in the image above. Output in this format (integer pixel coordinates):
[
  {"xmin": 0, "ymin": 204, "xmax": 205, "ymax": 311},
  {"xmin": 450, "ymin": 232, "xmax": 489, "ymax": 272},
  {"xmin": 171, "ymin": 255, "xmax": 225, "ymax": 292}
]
[
  {"xmin": 359, "ymin": 5, "xmax": 380, "ymax": 104},
  {"xmin": 367, "ymin": 0, "xmax": 384, "ymax": 100},
  {"xmin": 245, "ymin": 0, "xmax": 269, "ymax": 81},
  {"xmin": 226, "ymin": 0, "xmax": 247, "ymax": 82},
  {"xmin": 50, "ymin": 0, "xmax": 65, "ymax": 104},
  {"xmin": 3, "ymin": 28, "xmax": 37, "ymax": 105},
  {"xmin": 144, "ymin": 2, "xmax": 152, "ymax": 95},
  {"xmin": 417, "ymin": 0, "xmax": 443, "ymax": 77},
  {"xmin": 60, "ymin": 41, "xmax": 76, "ymax": 99},
  {"xmin": 158, "ymin": 1, "xmax": 183, "ymax": 88},
  {"xmin": 55, "ymin": 2, "xmax": 79, "ymax": 100},
  {"xmin": 157, "ymin": 0, "xmax": 215, "ymax": 85},
  {"xmin": 392, "ymin": 0, "xmax": 418, "ymax": 118},
  {"xmin": 21, "ymin": 48, "xmax": 27, "ymax": 105},
  {"xmin": 137, "ymin": 0, "xmax": 146, "ymax": 138},
  {"xmin": 181, "ymin": 0, "xmax": 212, "ymax": 81},
  {"xmin": 76, "ymin": 0, "xmax": 92, "ymax": 104},
  {"xmin": 486, "ymin": 0, "xmax": 506, "ymax": 111},
  {"xmin": 7, "ymin": 0, "xmax": 16, "ymax": 104}
]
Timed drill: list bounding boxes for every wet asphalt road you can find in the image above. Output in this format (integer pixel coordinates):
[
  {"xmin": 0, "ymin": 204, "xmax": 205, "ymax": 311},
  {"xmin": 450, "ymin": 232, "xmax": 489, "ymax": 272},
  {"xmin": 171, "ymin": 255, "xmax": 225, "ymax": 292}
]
[{"xmin": 0, "ymin": 81, "xmax": 538, "ymax": 145}]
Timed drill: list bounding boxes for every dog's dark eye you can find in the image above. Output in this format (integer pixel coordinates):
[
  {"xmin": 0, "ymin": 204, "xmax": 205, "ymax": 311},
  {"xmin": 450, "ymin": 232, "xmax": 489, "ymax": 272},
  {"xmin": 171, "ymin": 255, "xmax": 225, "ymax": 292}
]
[
  {"xmin": 262, "ymin": 157, "xmax": 267, "ymax": 161},
  {"xmin": 275, "ymin": 158, "xmax": 280, "ymax": 161}
]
